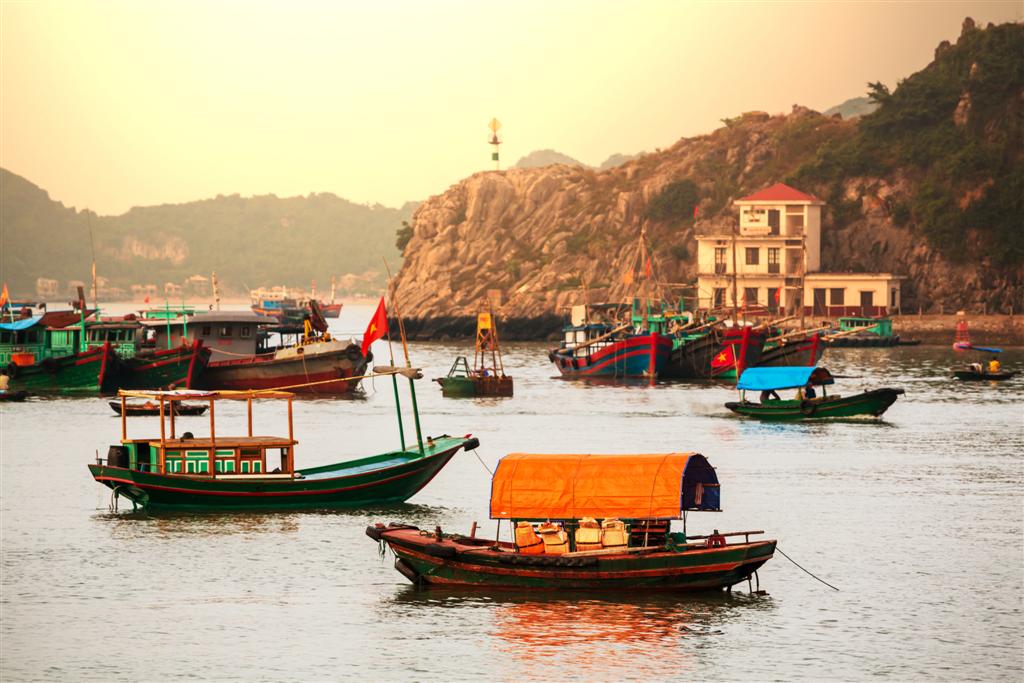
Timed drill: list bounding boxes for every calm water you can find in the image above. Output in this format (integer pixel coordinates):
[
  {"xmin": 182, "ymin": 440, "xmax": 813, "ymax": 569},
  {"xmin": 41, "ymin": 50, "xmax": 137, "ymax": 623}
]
[{"xmin": 2, "ymin": 305, "xmax": 1022, "ymax": 681}]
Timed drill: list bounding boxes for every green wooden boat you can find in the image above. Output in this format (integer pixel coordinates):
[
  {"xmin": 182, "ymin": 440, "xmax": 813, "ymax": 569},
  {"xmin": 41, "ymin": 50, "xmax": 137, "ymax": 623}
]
[
  {"xmin": 90, "ymin": 387, "xmax": 478, "ymax": 510},
  {"xmin": 435, "ymin": 312, "xmax": 513, "ymax": 398},
  {"xmin": 369, "ymin": 452, "xmax": 775, "ymax": 591},
  {"xmin": 725, "ymin": 366, "xmax": 903, "ymax": 420}
]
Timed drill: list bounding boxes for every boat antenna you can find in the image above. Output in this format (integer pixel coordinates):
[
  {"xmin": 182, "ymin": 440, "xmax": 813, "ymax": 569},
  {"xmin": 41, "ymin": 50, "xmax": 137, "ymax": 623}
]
[
  {"xmin": 383, "ymin": 258, "xmax": 424, "ymax": 456},
  {"xmin": 87, "ymin": 210, "xmax": 99, "ymax": 315}
]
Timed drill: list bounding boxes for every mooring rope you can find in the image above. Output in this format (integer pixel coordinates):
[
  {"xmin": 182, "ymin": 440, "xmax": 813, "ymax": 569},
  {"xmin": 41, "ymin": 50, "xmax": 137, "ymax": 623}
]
[
  {"xmin": 472, "ymin": 448, "xmax": 493, "ymax": 476},
  {"xmin": 776, "ymin": 545, "xmax": 840, "ymax": 591}
]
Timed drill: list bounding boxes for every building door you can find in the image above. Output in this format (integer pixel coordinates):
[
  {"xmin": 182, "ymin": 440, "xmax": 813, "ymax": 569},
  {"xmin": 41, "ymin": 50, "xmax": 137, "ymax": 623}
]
[
  {"xmin": 813, "ymin": 288, "xmax": 827, "ymax": 316},
  {"xmin": 714, "ymin": 248, "xmax": 727, "ymax": 274},
  {"xmin": 767, "ymin": 248, "xmax": 780, "ymax": 273},
  {"xmin": 768, "ymin": 287, "xmax": 779, "ymax": 314},
  {"xmin": 768, "ymin": 210, "xmax": 780, "ymax": 235},
  {"xmin": 860, "ymin": 291, "xmax": 874, "ymax": 314}
]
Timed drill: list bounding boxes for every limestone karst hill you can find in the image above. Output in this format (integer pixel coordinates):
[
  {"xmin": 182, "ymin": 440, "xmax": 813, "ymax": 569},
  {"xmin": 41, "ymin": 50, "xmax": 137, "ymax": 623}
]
[{"xmin": 392, "ymin": 19, "xmax": 1023, "ymax": 337}]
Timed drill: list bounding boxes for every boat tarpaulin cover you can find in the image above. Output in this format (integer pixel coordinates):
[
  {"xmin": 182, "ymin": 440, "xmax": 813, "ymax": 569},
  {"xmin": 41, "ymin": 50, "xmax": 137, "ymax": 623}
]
[
  {"xmin": 489, "ymin": 453, "xmax": 720, "ymax": 520},
  {"xmin": 737, "ymin": 366, "xmax": 835, "ymax": 391},
  {"xmin": 0, "ymin": 315, "xmax": 43, "ymax": 331}
]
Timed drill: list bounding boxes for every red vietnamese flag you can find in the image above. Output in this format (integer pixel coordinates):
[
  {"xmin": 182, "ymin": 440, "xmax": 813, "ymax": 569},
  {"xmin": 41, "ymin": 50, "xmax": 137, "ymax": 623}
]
[
  {"xmin": 361, "ymin": 297, "xmax": 388, "ymax": 356},
  {"xmin": 711, "ymin": 345, "xmax": 735, "ymax": 370}
]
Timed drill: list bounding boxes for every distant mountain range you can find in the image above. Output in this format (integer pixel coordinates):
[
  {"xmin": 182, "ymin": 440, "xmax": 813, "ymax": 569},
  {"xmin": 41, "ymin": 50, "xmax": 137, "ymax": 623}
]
[
  {"xmin": 823, "ymin": 96, "xmax": 880, "ymax": 119},
  {"xmin": 514, "ymin": 149, "xmax": 643, "ymax": 171},
  {"xmin": 0, "ymin": 168, "xmax": 413, "ymax": 298}
]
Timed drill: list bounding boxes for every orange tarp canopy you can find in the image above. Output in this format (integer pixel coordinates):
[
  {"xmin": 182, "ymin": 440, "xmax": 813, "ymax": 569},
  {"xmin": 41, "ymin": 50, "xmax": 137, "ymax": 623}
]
[{"xmin": 489, "ymin": 453, "xmax": 715, "ymax": 520}]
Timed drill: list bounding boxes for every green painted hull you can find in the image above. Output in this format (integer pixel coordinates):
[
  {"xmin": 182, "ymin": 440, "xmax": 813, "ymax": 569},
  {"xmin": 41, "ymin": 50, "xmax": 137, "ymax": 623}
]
[
  {"xmin": 123, "ymin": 344, "xmax": 208, "ymax": 390},
  {"xmin": 437, "ymin": 377, "xmax": 476, "ymax": 397},
  {"xmin": 725, "ymin": 388, "xmax": 904, "ymax": 420},
  {"xmin": 436, "ymin": 375, "xmax": 513, "ymax": 398},
  {"xmin": 8, "ymin": 344, "xmax": 118, "ymax": 392},
  {"xmin": 88, "ymin": 436, "xmax": 470, "ymax": 510},
  {"xmin": 373, "ymin": 526, "xmax": 775, "ymax": 590}
]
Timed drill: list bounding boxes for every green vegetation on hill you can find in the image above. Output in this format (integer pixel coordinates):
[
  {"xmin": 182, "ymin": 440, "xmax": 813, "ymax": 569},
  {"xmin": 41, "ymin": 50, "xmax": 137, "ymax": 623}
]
[
  {"xmin": 793, "ymin": 21, "xmax": 1024, "ymax": 267},
  {"xmin": 0, "ymin": 168, "xmax": 414, "ymax": 296}
]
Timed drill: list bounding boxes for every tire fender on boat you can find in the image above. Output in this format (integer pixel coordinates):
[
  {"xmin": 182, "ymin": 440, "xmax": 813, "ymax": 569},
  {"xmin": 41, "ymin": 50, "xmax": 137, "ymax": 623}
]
[
  {"xmin": 800, "ymin": 400, "xmax": 818, "ymax": 417},
  {"xmin": 462, "ymin": 437, "xmax": 481, "ymax": 451},
  {"xmin": 345, "ymin": 345, "xmax": 363, "ymax": 362}
]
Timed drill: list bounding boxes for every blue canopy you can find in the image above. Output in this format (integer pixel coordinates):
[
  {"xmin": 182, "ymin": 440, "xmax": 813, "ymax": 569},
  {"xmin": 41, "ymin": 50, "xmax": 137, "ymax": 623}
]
[
  {"xmin": 0, "ymin": 315, "xmax": 43, "ymax": 332},
  {"xmin": 737, "ymin": 366, "xmax": 835, "ymax": 391}
]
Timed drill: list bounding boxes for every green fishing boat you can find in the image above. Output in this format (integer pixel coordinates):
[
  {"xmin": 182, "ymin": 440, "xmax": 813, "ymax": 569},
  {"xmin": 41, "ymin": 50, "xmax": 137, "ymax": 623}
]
[
  {"xmin": 725, "ymin": 366, "xmax": 904, "ymax": 420},
  {"xmin": 89, "ymin": 386, "xmax": 478, "ymax": 510},
  {"xmin": 1, "ymin": 309, "xmax": 121, "ymax": 392}
]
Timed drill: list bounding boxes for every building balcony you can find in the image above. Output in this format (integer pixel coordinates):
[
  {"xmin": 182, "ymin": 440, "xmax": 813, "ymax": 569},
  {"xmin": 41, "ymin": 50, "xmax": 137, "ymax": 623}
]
[{"xmin": 697, "ymin": 271, "xmax": 793, "ymax": 279}]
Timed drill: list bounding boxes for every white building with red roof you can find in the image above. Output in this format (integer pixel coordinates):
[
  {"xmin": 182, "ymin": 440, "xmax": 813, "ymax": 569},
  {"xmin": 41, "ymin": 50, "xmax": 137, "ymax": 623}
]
[{"xmin": 696, "ymin": 182, "xmax": 901, "ymax": 316}]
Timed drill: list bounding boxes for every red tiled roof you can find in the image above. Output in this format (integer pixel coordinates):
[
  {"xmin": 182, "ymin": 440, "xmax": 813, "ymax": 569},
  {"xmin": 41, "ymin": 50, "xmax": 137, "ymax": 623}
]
[{"xmin": 737, "ymin": 183, "xmax": 822, "ymax": 203}]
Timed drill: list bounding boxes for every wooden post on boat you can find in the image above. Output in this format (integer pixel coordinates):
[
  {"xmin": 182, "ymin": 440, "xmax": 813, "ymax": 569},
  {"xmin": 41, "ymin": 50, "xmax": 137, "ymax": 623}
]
[
  {"xmin": 247, "ymin": 397, "xmax": 253, "ymax": 437},
  {"xmin": 169, "ymin": 398, "xmax": 176, "ymax": 439},
  {"xmin": 384, "ymin": 259, "xmax": 424, "ymax": 456},
  {"xmin": 159, "ymin": 396, "xmax": 166, "ymax": 445},
  {"xmin": 120, "ymin": 394, "xmax": 127, "ymax": 442},
  {"xmin": 287, "ymin": 396, "xmax": 294, "ymax": 471},
  {"xmin": 209, "ymin": 397, "xmax": 216, "ymax": 476}
]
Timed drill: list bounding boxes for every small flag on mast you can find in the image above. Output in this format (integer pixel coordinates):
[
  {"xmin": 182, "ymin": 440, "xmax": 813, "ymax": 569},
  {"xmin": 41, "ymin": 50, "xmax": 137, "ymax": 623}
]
[{"xmin": 361, "ymin": 297, "xmax": 389, "ymax": 356}]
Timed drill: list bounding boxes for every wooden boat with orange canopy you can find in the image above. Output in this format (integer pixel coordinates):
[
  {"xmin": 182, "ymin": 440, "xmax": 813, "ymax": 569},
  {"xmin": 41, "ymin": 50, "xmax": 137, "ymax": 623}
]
[{"xmin": 367, "ymin": 452, "xmax": 775, "ymax": 591}]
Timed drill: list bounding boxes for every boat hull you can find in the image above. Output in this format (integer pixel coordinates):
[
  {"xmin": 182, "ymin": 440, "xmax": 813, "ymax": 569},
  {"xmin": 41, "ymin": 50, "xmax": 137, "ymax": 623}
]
[
  {"xmin": 549, "ymin": 334, "xmax": 673, "ymax": 378},
  {"xmin": 7, "ymin": 342, "xmax": 119, "ymax": 392},
  {"xmin": 200, "ymin": 344, "xmax": 369, "ymax": 394},
  {"xmin": 436, "ymin": 375, "xmax": 513, "ymax": 397},
  {"xmin": 108, "ymin": 401, "xmax": 208, "ymax": 416},
  {"xmin": 725, "ymin": 388, "xmax": 904, "ymax": 420},
  {"xmin": 952, "ymin": 369, "xmax": 1016, "ymax": 381},
  {"xmin": 88, "ymin": 436, "xmax": 470, "ymax": 510},
  {"xmin": 121, "ymin": 341, "xmax": 209, "ymax": 390},
  {"xmin": 371, "ymin": 526, "xmax": 775, "ymax": 591},
  {"xmin": 663, "ymin": 327, "xmax": 766, "ymax": 380}
]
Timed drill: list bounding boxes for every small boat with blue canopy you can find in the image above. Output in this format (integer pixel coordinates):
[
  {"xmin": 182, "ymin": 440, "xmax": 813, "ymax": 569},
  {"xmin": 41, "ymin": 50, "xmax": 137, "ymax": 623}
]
[
  {"xmin": 368, "ymin": 452, "xmax": 775, "ymax": 591},
  {"xmin": 726, "ymin": 366, "xmax": 903, "ymax": 420}
]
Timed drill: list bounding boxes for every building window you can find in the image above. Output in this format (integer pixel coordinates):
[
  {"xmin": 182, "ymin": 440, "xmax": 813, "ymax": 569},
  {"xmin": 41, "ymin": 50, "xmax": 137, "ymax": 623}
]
[
  {"xmin": 745, "ymin": 248, "xmax": 760, "ymax": 266},
  {"xmin": 768, "ymin": 210, "xmax": 780, "ymax": 235},
  {"xmin": 768, "ymin": 288, "xmax": 780, "ymax": 313},
  {"xmin": 713, "ymin": 288, "xmax": 726, "ymax": 308},
  {"xmin": 891, "ymin": 288, "xmax": 898, "ymax": 307},
  {"xmin": 743, "ymin": 288, "xmax": 758, "ymax": 307},
  {"xmin": 830, "ymin": 288, "xmax": 845, "ymax": 306},
  {"xmin": 813, "ymin": 288, "xmax": 827, "ymax": 315},
  {"xmin": 714, "ymin": 247, "xmax": 727, "ymax": 274},
  {"xmin": 768, "ymin": 248, "xmax": 780, "ymax": 273}
]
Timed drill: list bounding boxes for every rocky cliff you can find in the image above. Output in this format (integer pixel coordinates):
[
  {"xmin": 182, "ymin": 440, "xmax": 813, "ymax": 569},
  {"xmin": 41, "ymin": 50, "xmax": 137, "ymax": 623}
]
[{"xmin": 391, "ymin": 20, "xmax": 1023, "ymax": 337}]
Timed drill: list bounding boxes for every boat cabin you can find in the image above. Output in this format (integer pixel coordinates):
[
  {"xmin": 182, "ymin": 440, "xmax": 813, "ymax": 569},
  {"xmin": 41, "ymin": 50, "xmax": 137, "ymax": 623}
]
[
  {"xmin": 0, "ymin": 310, "xmax": 93, "ymax": 366},
  {"xmin": 80, "ymin": 319, "xmax": 142, "ymax": 358},
  {"xmin": 111, "ymin": 389, "xmax": 298, "ymax": 478},
  {"xmin": 147, "ymin": 311, "xmax": 277, "ymax": 362},
  {"xmin": 836, "ymin": 316, "xmax": 893, "ymax": 338}
]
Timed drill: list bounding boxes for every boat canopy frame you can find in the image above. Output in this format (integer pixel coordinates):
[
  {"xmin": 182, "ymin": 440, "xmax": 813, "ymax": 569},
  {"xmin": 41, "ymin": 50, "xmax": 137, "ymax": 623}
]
[
  {"xmin": 489, "ymin": 452, "xmax": 721, "ymax": 521},
  {"xmin": 117, "ymin": 389, "xmax": 297, "ymax": 476}
]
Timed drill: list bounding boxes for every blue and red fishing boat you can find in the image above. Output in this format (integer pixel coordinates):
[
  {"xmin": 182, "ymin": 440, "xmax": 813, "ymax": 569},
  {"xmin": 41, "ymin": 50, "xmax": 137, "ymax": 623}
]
[{"xmin": 549, "ymin": 323, "xmax": 673, "ymax": 378}]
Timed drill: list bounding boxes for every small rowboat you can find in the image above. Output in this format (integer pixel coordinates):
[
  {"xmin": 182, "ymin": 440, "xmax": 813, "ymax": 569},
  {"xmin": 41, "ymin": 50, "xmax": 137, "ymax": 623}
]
[
  {"xmin": 109, "ymin": 401, "xmax": 208, "ymax": 416},
  {"xmin": 952, "ymin": 368, "xmax": 1016, "ymax": 381},
  {"xmin": 369, "ymin": 452, "xmax": 775, "ymax": 591},
  {"xmin": 725, "ymin": 366, "xmax": 904, "ymax": 420}
]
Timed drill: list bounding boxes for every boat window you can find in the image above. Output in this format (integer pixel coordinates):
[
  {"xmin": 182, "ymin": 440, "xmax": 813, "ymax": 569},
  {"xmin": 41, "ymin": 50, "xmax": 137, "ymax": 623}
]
[
  {"xmin": 201, "ymin": 325, "xmax": 212, "ymax": 336},
  {"xmin": 219, "ymin": 326, "xmax": 233, "ymax": 338},
  {"xmin": 239, "ymin": 325, "xmax": 252, "ymax": 339}
]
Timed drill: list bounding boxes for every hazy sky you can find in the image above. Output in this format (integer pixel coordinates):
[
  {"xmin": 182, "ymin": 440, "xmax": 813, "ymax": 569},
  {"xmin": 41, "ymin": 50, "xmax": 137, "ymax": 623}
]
[{"xmin": 2, "ymin": 1, "xmax": 1021, "ymax": 215}]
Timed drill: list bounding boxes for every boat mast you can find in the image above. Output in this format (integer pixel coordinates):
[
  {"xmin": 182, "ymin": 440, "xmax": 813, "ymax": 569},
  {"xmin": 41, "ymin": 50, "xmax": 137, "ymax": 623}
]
[{"xmin": 384, "ymin": 259, "xmax": 423, "ymax": 456}]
